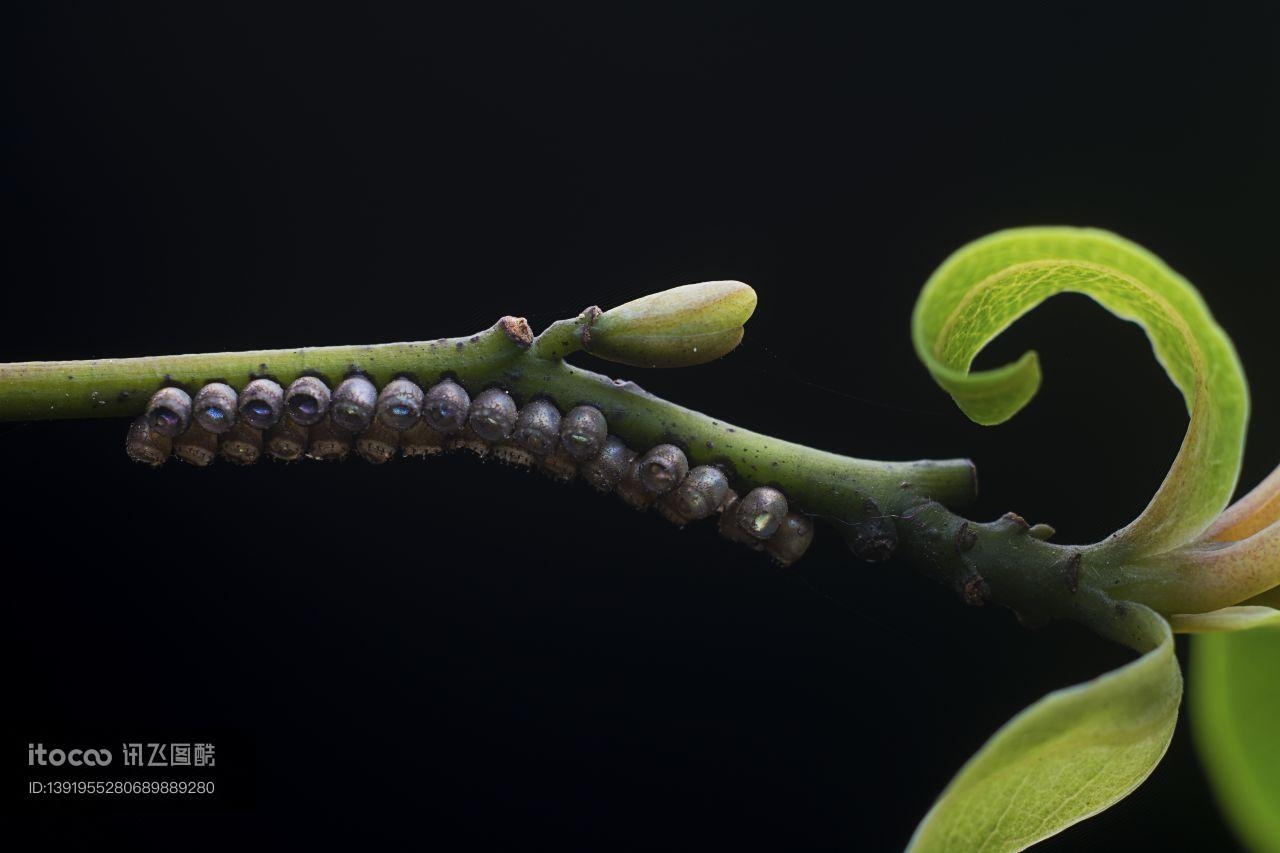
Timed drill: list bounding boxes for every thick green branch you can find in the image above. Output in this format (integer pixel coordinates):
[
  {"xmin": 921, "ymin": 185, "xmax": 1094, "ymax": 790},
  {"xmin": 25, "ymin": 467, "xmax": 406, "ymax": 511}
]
[
  {"xmin": 0, "ymin": 318, "xmax": 976, "ymax": 517},
  {"xmin": 1, "ymin": 312, "xmax": 1213, "ymax": 640}
]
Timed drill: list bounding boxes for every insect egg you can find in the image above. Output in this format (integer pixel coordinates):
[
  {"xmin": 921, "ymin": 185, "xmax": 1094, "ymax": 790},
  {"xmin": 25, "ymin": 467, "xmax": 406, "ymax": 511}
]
[
  {"xmin": 513, "ymin": 398, "xmax": 561, "ymax": 456},
  {"xmin": 615, "ymin": 458, "xmax": 657, "ymax": 509},
  {"xmin": 145, "ymin": 387, "xmax": 192, "ymax": 437},
  {"xmin": 125, "ymin": 414, "xmax": 171, "ymax": 466},
  {"xmin": 580, "ymin": 436, "xmax": 634, "ymax": 492},
  {"xmin": 266, "ymin": 418, "xmax": 309, "ymax": 462},
  {"xmin": 467, "ymin": 388, "xmax": 517, "ymax": 442},
  {"xmin": 376, "ymin": 378, "xmax": 425, "ymax": 431},
  {"xmin": 538, "ymin": 446, "xmax": 578, "ymax": 482},
  {"xmin": 717, "ymin": 491, "xmax": 763, "ymax": 548},
  {"xmin": 400, "ymin": 421, "xmax": 446, "ymax": 458},
  {"xmin": 192, "ymin": 382, "xmax": 238, "ymax": 433},
  {"xmin": 559, "ymin": 405, "xmax": 607, "ymax": 461},
  {"xmin": 306, "ymin": 417, "xmax": 353, "ymax": 462},
  {"xmin": 765, "ymin": 513, "xmax": 815, "ymax": 566},
  {"xmin": 736, "ymin": 487, "xmax": 788, "ymax": 539},
  {"xmin": 659, "ymin": 465, "xmax": 729, "ymax": 525},
  {"xmin": 220, "ymin": 421, "xmax": 263, "ymax": 465},
  {"xmin": 356, "ymin": 420, "xmax": 401, "ymax": 464},
  {"xmin": 173, "ymin": 422, "xmax": 219, "ymax": 466},
  {"xmin": 331, "ymin": 376, "xmax": 378, "ymax": 432},
  {"xmin": 284, "ymin": 376, "xmax": 331, "ymax": 426},
  {"xmin": 637, "ymin": 444, "xmax": 689, "ymax": 495},
  {"xmin": 238, "ymin": 378, "xmax": 285, "ymax": 429},
  {"xmin": 423, "ymin": 379, "xmax": 471, "ymax": 434}
]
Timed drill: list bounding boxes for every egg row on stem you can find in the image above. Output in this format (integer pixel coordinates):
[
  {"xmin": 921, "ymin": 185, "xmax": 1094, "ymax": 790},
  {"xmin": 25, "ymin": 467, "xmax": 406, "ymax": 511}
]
[{"xmin": 127, "ymin": 378, "xmax": 816, "ymax": 565}]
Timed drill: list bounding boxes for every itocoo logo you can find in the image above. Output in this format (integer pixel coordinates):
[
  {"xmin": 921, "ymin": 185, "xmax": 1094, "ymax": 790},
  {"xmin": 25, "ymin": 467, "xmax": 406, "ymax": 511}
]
[{"xmin": 28, "ymin": 743, "xmax": 113, "ymax": 766}]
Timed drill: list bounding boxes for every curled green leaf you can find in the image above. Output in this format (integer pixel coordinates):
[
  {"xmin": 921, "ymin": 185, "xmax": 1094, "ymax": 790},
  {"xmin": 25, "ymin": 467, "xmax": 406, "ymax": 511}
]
[
  {"xmin": 907, "ymin": 603, "xmax": 1180, "ymax": 853},
  {"xmin": 1192, "ymin": 628, "xmax": 1280, "ymax": 853},
  {"xmin": 583, "ymin": 280, "xmax": 757, "ymax": 368},
  {"xmin": 912, "ymin": 227, "xmax": 1248, "ymax": 557}
]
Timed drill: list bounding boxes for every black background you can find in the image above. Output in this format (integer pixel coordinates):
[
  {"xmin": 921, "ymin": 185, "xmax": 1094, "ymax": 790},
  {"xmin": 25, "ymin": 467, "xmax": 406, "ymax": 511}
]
[{"xmin": 4, "ymin": 3, "xmax": 1278, "ymax": 850}]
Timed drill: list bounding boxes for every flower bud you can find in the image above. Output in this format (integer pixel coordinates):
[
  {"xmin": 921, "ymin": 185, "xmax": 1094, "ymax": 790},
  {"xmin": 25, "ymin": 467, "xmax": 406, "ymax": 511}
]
[
  {"xmin": 331, "ymin": 376, "xmax": 377, "ymax": 432},
  {"xmin": 584, "ymin": 280, "xmax": 756, "ymax": 368},
  {"xmin": 285, "ymin": 376, "xmax": 331, "ymax": 426},
  {"xmin": 638, "ymin": 444, "xmax": 689, "ymax": 495},
  {"xmin": 193, "ymin": 382, "xmax": 238, "ymax": 433},
  {"xmin": 145, "ymin": 387, "xmax": 191, "ymax": 437},
  {"xmin": 559, "ymin": 405, "xmax": 607, "ymax": 461},
  {"xmin": 238, "ymin": 378, "xmax": 284, "ymax": 429}
]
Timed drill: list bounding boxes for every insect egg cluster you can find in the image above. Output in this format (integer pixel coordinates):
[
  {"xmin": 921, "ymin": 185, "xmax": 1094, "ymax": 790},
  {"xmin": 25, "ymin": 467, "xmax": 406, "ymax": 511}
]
[{"xmin": 129, "ymin": 377, "xmax": 815, "ymax": 565}]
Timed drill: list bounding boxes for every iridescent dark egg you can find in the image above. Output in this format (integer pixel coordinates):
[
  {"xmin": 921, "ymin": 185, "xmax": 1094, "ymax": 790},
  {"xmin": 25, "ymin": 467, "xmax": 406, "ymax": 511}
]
[
  {"xmin": 238, "ymin": 378, "xmax": 285, "ymax": 429},
  {"xmin": 330, "ymin": 376, "xmax": 378, "ymax": 432},
  {"xmin": 637, "ymin": 444, "xmax": 689, "ymax": 495},
  {"xmin": 193, "ymin": 382, "xmax": 238, "ymax": 434},
  {"xmin": 615, "ymin": 457, "xmax": 657, "ymax": 509},
  {"xmin": 284, "ymin": 376, "xmax": 331, "ymax": 426},
  {"xmin": 717, "ymin": 491, "xmax": 763, "ymax": 548},
  {"xmin": 580, "ymin": 436, "xmax": 633, "ymax": 492},
  {"xmin": 145, "ymin": 387, "xmax": 192, "ymax": 437},
  {"xmin": 736, "ymin": 487, "xmax": 788, "ymax": 539},
  {"xmin": 559, "ymin": 405, "xmax": 607, "ymax": 461},
  {"xmin": 660, "ymin": 465, "xmax": 729, "ymax": 524},
  {"xmin": 423, "ymin": 380, "xmax": 471, "ymax": 434},
  {"xmin": 513, "ymin": 399, "xmax": 561, "ymax": 456},
  {"xmin": 376, "ymin": 378, "xmax": 425, "ymax": 431},
  {"xmin": 467, "ymin": 388, "xmax": 517, "ymax": 442},
  {"xmin": 766, "ymin": 513, "xmax": 815, "ymax": 566}
]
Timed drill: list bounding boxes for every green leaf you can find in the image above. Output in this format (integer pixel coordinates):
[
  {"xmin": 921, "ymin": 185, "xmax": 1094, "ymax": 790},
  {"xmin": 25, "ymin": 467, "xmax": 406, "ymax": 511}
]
[
  {"xmin": 584, "ymin": 280, "xmax": 757, "ymax": 368},
  {"xmin": 1171, "ymin": 606, "xmax": 1280, "ymax": 633},
  {"xmin": 1192, "ymin": 628, "xmax": 1280, "ymax": 853},
  {"xmin": 912, "ymin": 227, "xmax": 1249, "ymax": 556},
  {"xmin": 908, "ymin": 604, "xmax": 1181, "ymax": 853}
]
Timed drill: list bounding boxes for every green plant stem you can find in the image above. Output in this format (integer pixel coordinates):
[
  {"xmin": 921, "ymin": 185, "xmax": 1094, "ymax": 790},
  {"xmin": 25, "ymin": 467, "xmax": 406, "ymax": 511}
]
[
  {"xmin": 0, "ymin": 314, "xmax": 1217, "ymax": 640},
  {"xmin": 0, "ymin": 317, "xmax": 975, "ymax": 512}
]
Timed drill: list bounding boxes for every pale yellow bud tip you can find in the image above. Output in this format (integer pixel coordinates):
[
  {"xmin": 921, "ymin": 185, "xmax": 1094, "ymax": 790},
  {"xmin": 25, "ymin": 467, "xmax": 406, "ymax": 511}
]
[{"xmin": 583, "ymin": 280, "xmax": 757, "ymax": 368}]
